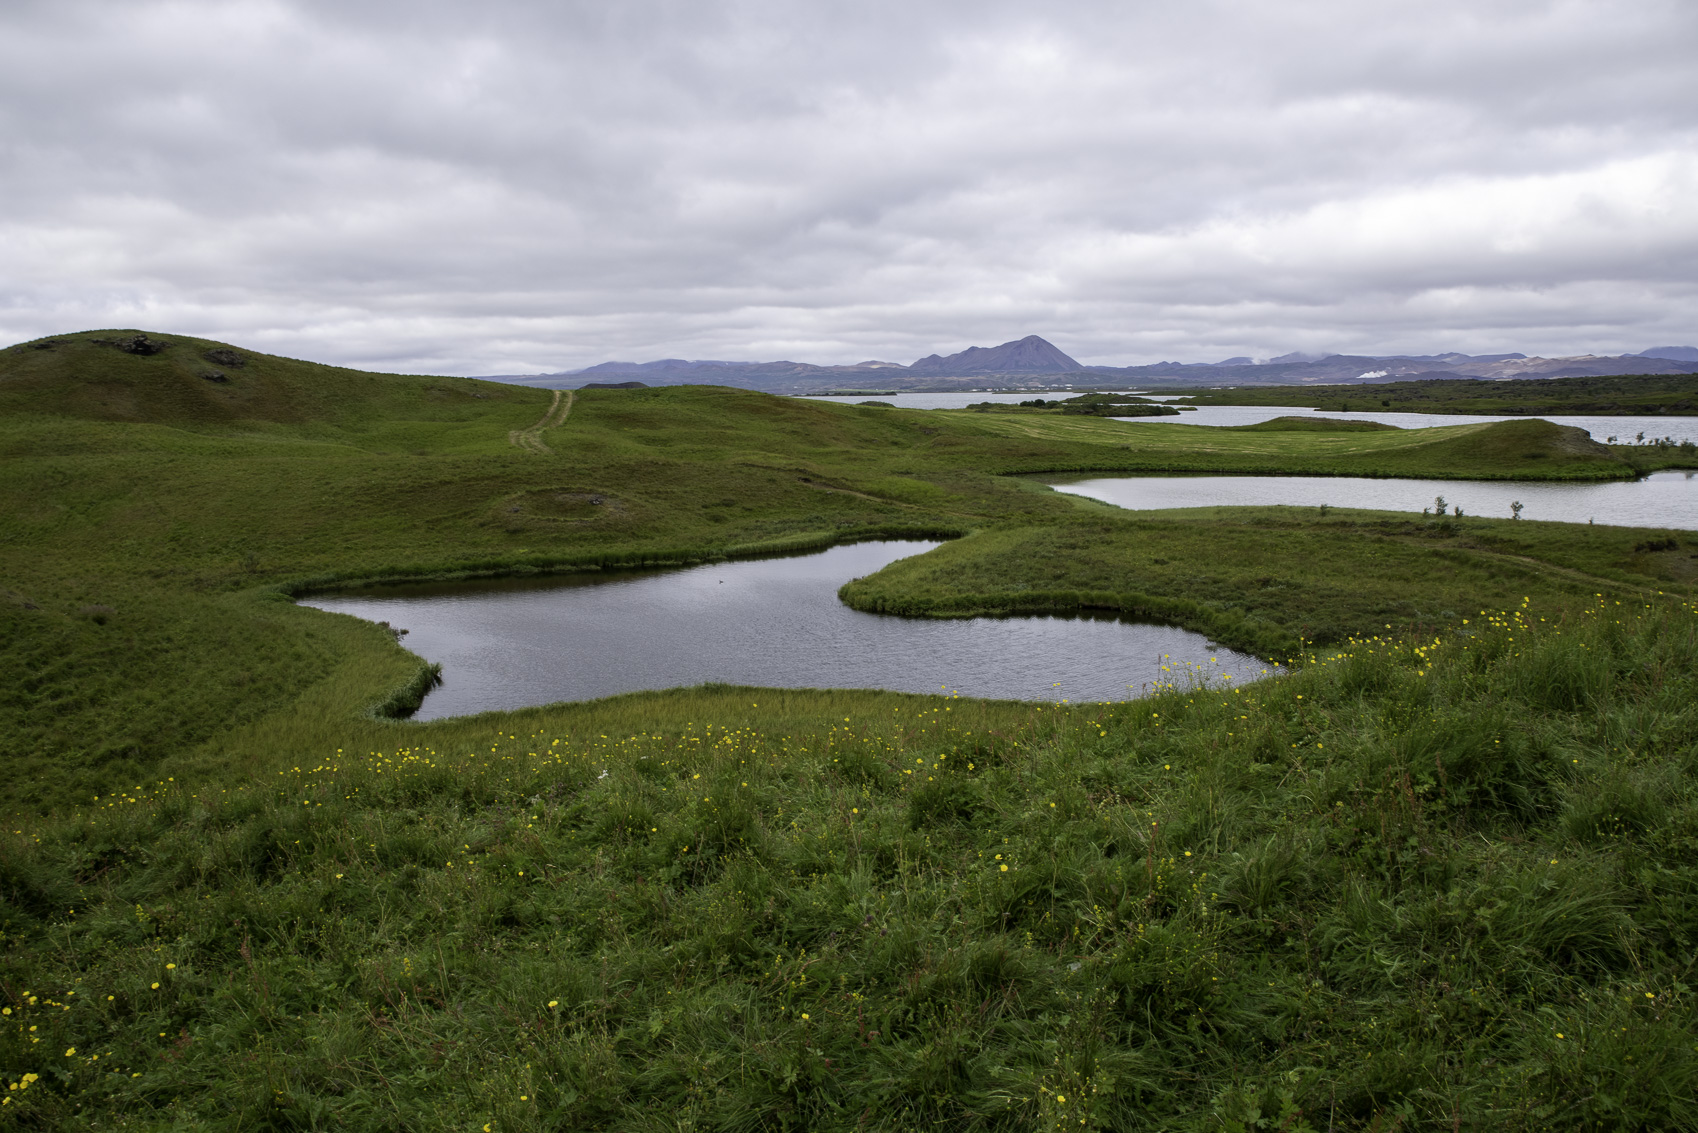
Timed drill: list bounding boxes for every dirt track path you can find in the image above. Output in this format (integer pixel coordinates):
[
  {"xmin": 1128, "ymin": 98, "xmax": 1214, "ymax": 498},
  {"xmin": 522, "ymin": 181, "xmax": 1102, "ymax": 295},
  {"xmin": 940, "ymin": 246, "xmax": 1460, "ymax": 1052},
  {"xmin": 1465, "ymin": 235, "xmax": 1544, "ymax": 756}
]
[
  {"xmin": 1462, "ymin": 546, "xmax": 1667, "ymax": 600},
  {"xmin": 509, "ymin": 389, "xmax": 574, "ymax": 454}
]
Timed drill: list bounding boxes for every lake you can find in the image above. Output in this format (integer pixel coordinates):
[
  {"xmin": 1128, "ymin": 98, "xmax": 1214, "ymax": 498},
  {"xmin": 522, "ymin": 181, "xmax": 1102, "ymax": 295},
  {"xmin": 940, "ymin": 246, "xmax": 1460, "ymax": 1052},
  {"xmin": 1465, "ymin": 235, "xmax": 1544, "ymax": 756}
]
[
  {"xmin": 806, "ymin": 391, "xmax": 1127, "ymax": 410},
  {"xmin": 1122, "ymin": 399, "xmax": 1698, "ymax": 445},
  {"xmin": 803, "ymin": 391, "xmax": 1698, "ymax": 445},
  {"xmin": 302, "ymin": 541, "xmax": 1273, "ymax": 721},
  {"xmin": 1051, "ymin": 470, "xmax": 1698, "ymax": 529}
]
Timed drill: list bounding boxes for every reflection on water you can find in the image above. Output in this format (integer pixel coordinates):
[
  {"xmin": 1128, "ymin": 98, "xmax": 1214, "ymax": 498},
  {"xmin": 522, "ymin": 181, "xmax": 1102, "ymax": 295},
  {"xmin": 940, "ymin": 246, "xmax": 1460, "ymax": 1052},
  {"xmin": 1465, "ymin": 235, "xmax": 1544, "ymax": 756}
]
[
  {"xmin": 301, "ymin": 541, "xmax": 1273, "ymax": 720},
  {"xmin": 1117, "ymin": 401, "xmax": 1698, "ymax": 444},
  {"xmin": 807, "ymin": 391, "xmax": 1142, "ymax": 410},
  {"xmin": 802, "ymin": 391, "xmax": 1698, "ymax": 445},
  {"xmin": 1053, "ymin": 471, "xmax": 1698, "ymax": 529}
]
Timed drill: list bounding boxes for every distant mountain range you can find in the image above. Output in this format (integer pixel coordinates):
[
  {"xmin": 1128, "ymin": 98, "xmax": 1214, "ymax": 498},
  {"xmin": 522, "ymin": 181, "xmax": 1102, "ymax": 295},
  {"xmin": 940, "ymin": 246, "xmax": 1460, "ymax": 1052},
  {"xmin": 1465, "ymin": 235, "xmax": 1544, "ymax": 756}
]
[{"xmin": 481, "ymin": 335, "xmax": 1698, "ymax": 394}]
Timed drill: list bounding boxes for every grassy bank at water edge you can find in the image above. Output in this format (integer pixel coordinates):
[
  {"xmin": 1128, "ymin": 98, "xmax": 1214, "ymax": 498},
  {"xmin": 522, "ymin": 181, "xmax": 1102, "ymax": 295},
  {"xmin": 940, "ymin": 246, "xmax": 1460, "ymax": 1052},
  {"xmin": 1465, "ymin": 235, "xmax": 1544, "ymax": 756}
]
[
  {"xmin": 7, "ymin": 331, "xmax": 1693, "ymax": 812},
  {"xmin": 2, "ymin": 598, "xmax": 1697, "ymax": 1129},
  {"xmin": 839, "ymin": 507, "xmax": 1698, "ymax": 658},
  {"xmin": 6, "ymin": 331, "xmax": 1698, "ymax": 1129}
]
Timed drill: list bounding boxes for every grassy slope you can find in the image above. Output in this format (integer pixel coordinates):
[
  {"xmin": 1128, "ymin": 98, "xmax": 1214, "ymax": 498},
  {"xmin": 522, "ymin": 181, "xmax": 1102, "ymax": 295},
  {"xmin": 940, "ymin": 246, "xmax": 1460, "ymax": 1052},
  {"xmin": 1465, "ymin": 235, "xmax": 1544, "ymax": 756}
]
[
  {"xmin": 2, "ymin": 333, "xmax": 1693, "ymax": 812},
  {"xmin": 5, "ymin": 332, "xmax": 1698, "ymax": 1128},
  {"xmin": 1172, "ymin": 372, "xmax": 1698, "ymax": 419},
  {"xmin": 3, "ymin": 598, "xmax": 1696, "ymax": 1130},
  {"xmin": 0, "ymin": 338, "xmax": 1012, "ymax": 808}
]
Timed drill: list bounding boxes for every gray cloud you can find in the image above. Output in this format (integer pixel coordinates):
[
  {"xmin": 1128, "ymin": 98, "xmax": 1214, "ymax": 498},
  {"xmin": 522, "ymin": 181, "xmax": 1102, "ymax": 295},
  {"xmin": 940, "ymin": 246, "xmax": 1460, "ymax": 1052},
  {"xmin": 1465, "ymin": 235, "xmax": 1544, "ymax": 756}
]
[{"xmin": 1, "ymin": 0, "xmax": 1695, "ymax": 373}]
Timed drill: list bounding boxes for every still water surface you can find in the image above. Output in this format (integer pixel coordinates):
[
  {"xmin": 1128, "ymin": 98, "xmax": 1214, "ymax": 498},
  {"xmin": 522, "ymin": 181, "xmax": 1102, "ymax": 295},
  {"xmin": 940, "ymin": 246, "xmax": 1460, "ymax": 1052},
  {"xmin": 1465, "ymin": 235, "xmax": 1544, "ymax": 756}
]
[
  {"xmin": 807, "ymin": 391, "xmax": 1123, "ymax": 410},
  {"xmin": 1122, "ymin": 400, "xmax": 1698, "ymax": 444},
  {"xmin": 303, "ymin": 541, "xmax": 1272, "ymax": 721},
  {"xmin": 804, "ymin": 392, "xmax": 1698, "ymax": 445},
  {"xmin": 1053, "ymin": 471, "xmax": 1698, "ymax": 529}
]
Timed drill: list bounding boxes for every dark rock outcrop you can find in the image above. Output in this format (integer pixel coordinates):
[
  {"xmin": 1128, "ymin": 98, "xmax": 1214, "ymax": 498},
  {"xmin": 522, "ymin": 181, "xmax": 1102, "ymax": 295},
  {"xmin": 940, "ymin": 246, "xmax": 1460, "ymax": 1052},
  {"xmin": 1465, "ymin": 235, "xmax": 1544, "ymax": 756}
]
[{"xmin": 108, "ymin": 334, "xmax": 168, "ymax": 355}]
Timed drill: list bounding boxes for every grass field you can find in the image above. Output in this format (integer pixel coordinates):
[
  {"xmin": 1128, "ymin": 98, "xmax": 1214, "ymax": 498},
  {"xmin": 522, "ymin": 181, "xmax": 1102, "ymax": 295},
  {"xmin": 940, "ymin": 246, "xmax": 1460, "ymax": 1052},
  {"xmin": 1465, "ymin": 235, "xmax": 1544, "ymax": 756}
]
[
  {"xmin": 5, "ymin": 331, "xmax": 1698, "ymax": 1129},
  {"xmin": 5, "ymin": 595, "xmax": 1697, "ymax": 1130},
  {"xmin": 8, "ymin": 332, "xmax": 1689, "ymax": 812}
]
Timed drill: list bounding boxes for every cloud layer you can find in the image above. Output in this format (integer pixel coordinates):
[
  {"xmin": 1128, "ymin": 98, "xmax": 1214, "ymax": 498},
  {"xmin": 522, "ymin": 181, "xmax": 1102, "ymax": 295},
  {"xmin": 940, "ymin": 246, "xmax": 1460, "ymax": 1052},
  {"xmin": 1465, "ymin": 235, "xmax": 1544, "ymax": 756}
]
[{"xmin": 2, "ymin": 0, "xmax": 1695, "ymax": 372}]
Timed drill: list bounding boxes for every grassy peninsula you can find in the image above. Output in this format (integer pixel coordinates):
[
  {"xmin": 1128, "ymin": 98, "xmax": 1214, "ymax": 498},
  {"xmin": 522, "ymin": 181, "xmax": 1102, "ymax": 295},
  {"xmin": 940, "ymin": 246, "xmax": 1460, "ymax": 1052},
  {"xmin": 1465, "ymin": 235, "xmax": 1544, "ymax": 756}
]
[
  {"xmin": 839, "ymin": 507, "xmax": 1698, "ymax": 656},
  {"xmin": 1174, "ymin": 372, "xmax": 1698, "ymax": 423},
  {"xmin": 4, "ymin": 331, "xmax": 1698, "ymax": 1129}
]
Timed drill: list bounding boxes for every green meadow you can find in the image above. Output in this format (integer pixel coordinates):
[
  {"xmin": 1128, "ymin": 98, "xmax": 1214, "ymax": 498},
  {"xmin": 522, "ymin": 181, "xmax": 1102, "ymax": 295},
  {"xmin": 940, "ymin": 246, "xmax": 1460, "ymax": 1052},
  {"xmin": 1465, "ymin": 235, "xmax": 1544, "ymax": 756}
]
[{"xmin": 3, "ymin": 331, "xmax": 1698, "ymax": 1129}]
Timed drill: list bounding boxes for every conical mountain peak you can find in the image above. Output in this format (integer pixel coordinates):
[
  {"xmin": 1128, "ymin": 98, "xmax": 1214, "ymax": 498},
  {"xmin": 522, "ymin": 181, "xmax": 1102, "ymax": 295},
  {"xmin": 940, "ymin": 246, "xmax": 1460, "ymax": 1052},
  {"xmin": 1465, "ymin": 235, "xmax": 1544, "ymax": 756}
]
[{"xmin": 908, "ymin": 335, "xmax": 1082, "ymax": 374}]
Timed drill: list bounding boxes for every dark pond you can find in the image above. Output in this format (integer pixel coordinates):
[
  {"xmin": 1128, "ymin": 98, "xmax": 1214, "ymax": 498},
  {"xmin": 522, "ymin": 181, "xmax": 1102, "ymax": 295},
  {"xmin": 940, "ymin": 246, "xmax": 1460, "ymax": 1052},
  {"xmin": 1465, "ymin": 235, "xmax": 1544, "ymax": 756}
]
[{"xmin": 302, "ymin": 541, "xmax": 1273, "ymax": 721}]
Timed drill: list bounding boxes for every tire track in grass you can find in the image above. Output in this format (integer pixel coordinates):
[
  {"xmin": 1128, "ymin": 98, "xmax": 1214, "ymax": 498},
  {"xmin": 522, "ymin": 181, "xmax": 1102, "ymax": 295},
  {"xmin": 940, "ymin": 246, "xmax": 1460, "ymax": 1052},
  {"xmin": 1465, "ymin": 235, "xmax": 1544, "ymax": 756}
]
[
  {"xmin": 1462, "ymin": 547, "xmax": 1672, "ymax": 600},
  {"xmin": 509, "ymin": 389, "xmax": 574, "ymax": 454}
]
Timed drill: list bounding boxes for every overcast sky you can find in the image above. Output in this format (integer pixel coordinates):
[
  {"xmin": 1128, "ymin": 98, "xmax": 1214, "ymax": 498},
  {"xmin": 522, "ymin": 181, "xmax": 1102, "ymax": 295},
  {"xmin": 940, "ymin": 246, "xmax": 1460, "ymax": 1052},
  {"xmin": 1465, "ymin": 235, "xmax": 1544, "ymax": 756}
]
[{"xmin": 2, "ymin": 0, "xmax": 1695, "ymax": 374}]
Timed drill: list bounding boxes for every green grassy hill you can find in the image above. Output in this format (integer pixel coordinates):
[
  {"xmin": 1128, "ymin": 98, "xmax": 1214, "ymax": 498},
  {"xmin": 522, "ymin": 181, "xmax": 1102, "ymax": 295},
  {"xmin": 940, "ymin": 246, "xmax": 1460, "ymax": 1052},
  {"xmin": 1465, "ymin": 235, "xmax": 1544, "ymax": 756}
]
[
  {"xmin": 954, "ymin": 412, "xmax": 1641, "ymax": 480},
  {"xmin": 1, "ymin": 330, "xmax": 542, "ymax": 438},
  {"xmin": 1234, "ymin": 416, "xmax": 1400, "ymax": 432},
  {"xmin": 2, "ymin": 331, "xmax": 1694, "ymax": 812},
  {"xmin": 4, "ymin": 331, "xmax": 1698, "ymax": 1128}
]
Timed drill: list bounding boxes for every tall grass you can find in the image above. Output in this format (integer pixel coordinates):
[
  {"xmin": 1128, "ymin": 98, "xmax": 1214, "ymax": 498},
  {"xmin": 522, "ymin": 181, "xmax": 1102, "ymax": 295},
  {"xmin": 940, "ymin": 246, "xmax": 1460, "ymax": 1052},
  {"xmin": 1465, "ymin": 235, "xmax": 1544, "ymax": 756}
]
[{"xmin": 4, "ymin": 596, "xmax": 1696, "ymax": 1130}]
